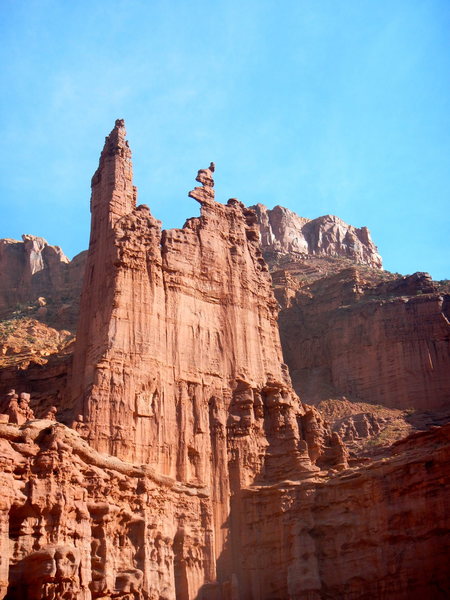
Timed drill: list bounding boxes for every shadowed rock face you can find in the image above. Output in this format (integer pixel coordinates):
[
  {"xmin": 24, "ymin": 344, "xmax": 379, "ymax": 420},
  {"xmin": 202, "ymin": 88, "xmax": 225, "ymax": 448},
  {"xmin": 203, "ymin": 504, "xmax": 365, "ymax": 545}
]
[
  {"xmin": 276, "ymin": 267, "xmax": 450, "ymax": 411},
  {"xmin": 238, "ymin": 424, "xmax": 450, "ymax": 600},
  {"xmin": 0, "ymin": 121, "xmax": 448, "ymax": 599},
  {"xmin": 1, "ymin": 418, "xmax": 448, "ymax": 600}
]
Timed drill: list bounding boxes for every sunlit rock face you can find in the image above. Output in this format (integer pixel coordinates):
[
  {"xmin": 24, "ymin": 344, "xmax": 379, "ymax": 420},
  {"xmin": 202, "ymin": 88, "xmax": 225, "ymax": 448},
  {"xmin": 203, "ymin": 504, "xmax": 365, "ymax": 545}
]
[
  {"xmin": 0, "ymin": 235, "xmax": 84, "ymax": 311},
  {"xmin": 0, "ymin": 235, "xmax": 85, "ymax": 333},
  {"xmin": 67, "ymin": 120, "xmax": 325, "ymax": 474},
  {"xmin": 0, "ymin": 121, "xmax": 448, "ymax": 600},
  {"xmin": 252, "ymin": 202, "xmax": 449, "ymax": 416},
  {"xmin": 0, "ymin": 234, "xmax": 68, "ymax": 309},
  {"xmin": 252, "ymin": 203, "xmax": 383, "ymax": 268},
  {"xmin": 55, "ymin": 120, "xmax": 342, "ymax": 597}
]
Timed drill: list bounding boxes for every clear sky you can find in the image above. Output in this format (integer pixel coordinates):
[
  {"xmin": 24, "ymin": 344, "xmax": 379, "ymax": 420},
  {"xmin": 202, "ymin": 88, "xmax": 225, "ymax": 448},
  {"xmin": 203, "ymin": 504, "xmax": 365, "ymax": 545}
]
[{"xmin": 1, "ymin": 0, "xmax": 449, "ymax": 279}]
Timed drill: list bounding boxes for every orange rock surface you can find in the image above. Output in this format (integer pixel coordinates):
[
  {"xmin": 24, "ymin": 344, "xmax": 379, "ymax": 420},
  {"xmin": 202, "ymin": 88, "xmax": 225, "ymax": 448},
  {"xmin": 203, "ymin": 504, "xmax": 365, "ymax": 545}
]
[
  {"xmin": 61, "ymin": 120, "xmax": 344, "ymax": 596},
  {"xmin": 0, "ymin": 120, "xmax": 448, "ymax": 599},
  {"xmin": 276, "ymin": 267, "xmax": 450, "ymax": 411},
  {"xmin": 1, "ymin": 418, "xmax": 447, "ymax": 599},
  {"xmin": 238, "ymin": 424, "xmax": 450, "ymax": 599},
  {"xmin": 0, "ymin": 235, "xmax": 84, "ymax": 330}
]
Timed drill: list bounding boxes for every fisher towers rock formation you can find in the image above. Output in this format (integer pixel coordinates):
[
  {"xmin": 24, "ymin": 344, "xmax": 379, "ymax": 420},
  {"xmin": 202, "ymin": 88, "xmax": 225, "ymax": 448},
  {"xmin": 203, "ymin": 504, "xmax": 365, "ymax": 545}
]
[
  {"xmin": 69, "ymin": 119, "xmax": 313, "ymax": 470},
  {"xmin": 67, "ymin": 119, "xmax": 344, "ymax": 596},
  {"xmin": 2, "ymin": 120, "xmax": 449, "ymax": 600}
]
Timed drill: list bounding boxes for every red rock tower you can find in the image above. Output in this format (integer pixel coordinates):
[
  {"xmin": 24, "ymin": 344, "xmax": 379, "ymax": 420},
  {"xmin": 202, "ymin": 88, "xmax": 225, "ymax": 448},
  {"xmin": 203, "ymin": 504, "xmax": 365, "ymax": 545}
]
[
  {"xmin": 69, "ymin": 119, "xmax": 163, "ymax": 460},
  {"xmin": 68, "ymin": 121, "xmax": 346, "ymax": 592},
  {"xmin": 69, "ymin": 118, "xmax": 347, "ymax": 472}
]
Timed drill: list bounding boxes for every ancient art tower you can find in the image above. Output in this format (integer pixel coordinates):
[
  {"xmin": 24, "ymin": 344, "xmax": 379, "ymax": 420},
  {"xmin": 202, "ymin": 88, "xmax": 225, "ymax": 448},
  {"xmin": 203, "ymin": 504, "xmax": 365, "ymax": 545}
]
[
  {"xmin": 69, "ymin": 118, "xmax": 324, "ymax": 485},
  {"xmin": 69, "ymin": 118, "xmax": 164, "ymax": 462}
]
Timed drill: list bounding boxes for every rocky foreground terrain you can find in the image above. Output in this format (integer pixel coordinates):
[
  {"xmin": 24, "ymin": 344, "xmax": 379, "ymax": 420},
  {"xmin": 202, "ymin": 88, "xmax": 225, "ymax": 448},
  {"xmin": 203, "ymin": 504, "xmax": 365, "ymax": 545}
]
[{"xmin": 0, "ymin": 120, "xmax": 449, "ymax": 599}]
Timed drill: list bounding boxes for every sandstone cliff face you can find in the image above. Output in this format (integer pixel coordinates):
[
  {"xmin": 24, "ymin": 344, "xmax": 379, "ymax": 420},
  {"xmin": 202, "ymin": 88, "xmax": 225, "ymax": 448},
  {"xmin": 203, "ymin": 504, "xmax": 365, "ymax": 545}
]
[
  {"xmin": 0, "ymin": 235, "xmax": 85, "ymax": 330},
  {"xmin": 277, "ymin": 267, "xmax": 450, "ymax": 411},
  {"xmin": 238, "ymin": 424, "xmax": 450, "ymax": 599},
  {"xmin": 68, "ymin": 121, "xmax": 313, "ymax": 468},
  {"xmin": 63, "ymin": 120, "xmax": 345, "ymax": 596},
  {"xmin": 0, "ymin": 417, "xmax": 448, "ymax": 600},
  {"xmin": 0, "ymin": 120, "xmax": 448, "ymax": 600},
  {"xmin": 0, "ymin": 419, "xmax": 214, "ymax": 600},
  {"xmin": 252, "ymin": 204, "xmax": 382, "ymax": 268}
]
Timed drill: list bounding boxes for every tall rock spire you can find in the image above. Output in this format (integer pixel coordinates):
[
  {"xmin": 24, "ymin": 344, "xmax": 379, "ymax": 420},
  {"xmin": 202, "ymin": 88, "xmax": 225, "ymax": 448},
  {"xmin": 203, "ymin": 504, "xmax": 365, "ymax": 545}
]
[
  {"xmin": 65, "ymin": 127, "xmax": 347, "ymax": 596},
  {"xmin": 90, "ymin": 118, "xmax": 136, "ymax": 238},
  {"xmin": 68, "ymin": 119, "xmax": 153, "ymax": 431},
  {"xmin": 67, "ymin": 120, "xmax": 345, "ymax": 478}
]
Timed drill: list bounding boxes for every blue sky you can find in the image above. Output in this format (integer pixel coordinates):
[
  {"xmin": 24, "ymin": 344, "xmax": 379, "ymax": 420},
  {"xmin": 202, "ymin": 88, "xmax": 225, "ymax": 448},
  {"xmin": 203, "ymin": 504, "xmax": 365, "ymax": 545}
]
[{"xmin": 1, "ymin": 0, "xmax": 449, "ymax": 279}]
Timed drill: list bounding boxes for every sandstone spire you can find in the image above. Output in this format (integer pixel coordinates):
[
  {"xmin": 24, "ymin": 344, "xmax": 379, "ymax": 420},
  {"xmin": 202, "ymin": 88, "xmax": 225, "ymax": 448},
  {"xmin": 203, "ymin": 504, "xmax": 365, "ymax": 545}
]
[
  {"xmin": 64, "ymin": 122, "xmax": 348, "ymax": 597},
  {"xmin": 68, "ymin": 120, "xmax": 347, "ymax": 482},
  {"xmin": 68, "ymin": 119, "xmax": 159, "ymax": 434},
  {"xmin": 2, "ymin": 122, "xmax": 446, "ymax": 600},
  {"xmin": 89, "ymin": 118, "xmax": 136, "ymax": 240}
]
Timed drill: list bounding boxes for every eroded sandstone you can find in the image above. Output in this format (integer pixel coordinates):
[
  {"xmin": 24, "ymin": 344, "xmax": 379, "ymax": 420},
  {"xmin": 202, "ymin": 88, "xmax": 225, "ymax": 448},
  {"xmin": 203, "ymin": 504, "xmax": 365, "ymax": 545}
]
[
  {"xmin": 0, "ymin": 235, "xmax": 85, "ymax": 331},
  {"xmin": 276, "ymin": 267, "xmax": 450, "ymax": 411},
  {"xmin": 0, "ymin": 120, "xmax": 448, "ymax": 599},
  {"xmin": 0, "ymin": 416, "xmax": 448, "ymax": 599},
  {"xmin": 252, "ymin": 204, "xmax": 382, "ymax": 268},
  {"xmin": 62, "ymin": 120, "xmax": 345, "ymax": 596}
]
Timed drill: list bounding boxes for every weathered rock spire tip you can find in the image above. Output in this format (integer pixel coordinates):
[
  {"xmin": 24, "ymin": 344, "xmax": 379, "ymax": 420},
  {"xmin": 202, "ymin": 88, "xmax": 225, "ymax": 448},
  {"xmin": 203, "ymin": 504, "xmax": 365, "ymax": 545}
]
[
  {"xmin": 195, "ymin": 163, "xmax": 215, "ymax": 187},
  {"xmin": 188, "ymin": 162, "xmax": 216, "ymax": 204}
]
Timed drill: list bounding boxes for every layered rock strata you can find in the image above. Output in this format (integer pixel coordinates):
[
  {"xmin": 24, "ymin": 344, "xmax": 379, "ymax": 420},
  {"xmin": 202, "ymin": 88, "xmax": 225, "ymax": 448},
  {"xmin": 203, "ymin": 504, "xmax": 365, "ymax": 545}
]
[
  {"xmin": 63, "ymin": 120, "xmax": 344, "ymax": 596},
  {"xmin": 0, "ymin": 235, "xmax": 85, "ymax": 330},
  {"xmin": 276, "ymin": 267, "xmax": 450, "ymax": 411},
  {"xmin": 68, "ymin": 121, "xmax": 322, "ymax": 468},
  {"xmin": 252, "ymin": 203, "xmax": 382, "ymax": 268},
  {"xmin": 238, "ymin": 423, "xmax": 450, "ymax": 599},
  {"xmin": 0, "ymin": 235, "xmax": 82, "ymax": 309},
  {"xmin": 0, "ymin": 120, "xmax": 448, "ymax": 599},
  {"xmin": 0, "ymin": 417, "xmax": 448, "ymax": 599},
  {"xmin": 0, "ymin": 419, "xmax": 214, "ymax": 600}
]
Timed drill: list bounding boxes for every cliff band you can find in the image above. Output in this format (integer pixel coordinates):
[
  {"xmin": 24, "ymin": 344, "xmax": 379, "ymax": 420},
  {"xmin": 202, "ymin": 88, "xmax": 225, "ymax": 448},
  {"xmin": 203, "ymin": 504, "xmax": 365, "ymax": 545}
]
[{"xmin": 0, "ymin": 120, "xmax": 448, "ymax": 600}]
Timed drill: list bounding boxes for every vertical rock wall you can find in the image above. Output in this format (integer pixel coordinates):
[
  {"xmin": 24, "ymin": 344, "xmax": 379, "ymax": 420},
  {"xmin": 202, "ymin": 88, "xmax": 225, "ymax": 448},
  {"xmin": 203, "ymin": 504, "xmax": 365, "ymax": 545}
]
[
  {"xmin": 238, "ymin": 424, "xmax": 450, "ymax": 600},
  {"xmin": 0, "ymin": 420, "xmax": 215, "ymax": 600},
  {"xmin": 278, "ymin": 269, "xmax": 450, "ymax": 410},
  {"xmin": 66, "ymin": 120, "xmax": 342, "ymax": 594},
  {"xmin": 252, "ymin": 204, "xmax": 383, "ymax": 268},
  {"xmin": 1, "ymin": 418, "xmax": 447, "ymax": 600},
  {"xmin": 68, "ymin": 121, "xmax": 301, "ymax": 468},
  {"xmin": 0, "ymin": 235, "xmax": 83, "ymax": 315},
  {"xmin": 1, "ymin": 121, "xmax": 447, "ymax": 599}
]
